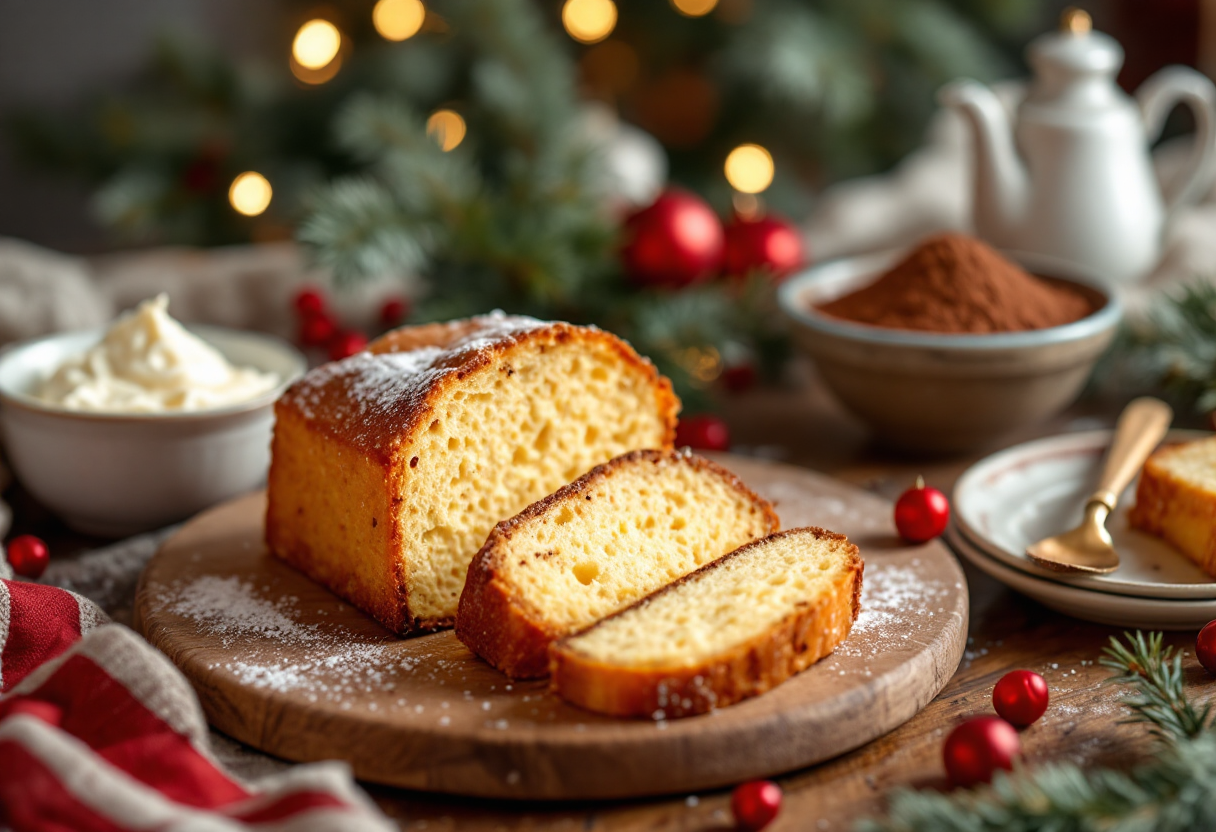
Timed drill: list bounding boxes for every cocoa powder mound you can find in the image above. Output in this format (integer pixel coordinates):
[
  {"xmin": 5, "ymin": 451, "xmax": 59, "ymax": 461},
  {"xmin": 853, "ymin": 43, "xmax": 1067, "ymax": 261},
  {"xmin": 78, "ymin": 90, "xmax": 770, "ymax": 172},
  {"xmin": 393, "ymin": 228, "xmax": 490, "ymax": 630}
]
[{"xmin": 816, "ymin": 234, "xmax": 1095, "ymax": 333}]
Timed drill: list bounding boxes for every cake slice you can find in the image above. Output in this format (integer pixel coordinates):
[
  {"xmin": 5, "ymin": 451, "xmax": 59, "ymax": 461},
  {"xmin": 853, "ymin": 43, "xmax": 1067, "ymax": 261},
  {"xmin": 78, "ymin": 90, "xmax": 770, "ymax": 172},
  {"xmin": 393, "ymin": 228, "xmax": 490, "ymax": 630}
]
[
  {"xmin": 456, "ymin": 449, "xmax": 779, "ymax": 678},
  {"xmin": 550, "ymin": 527, "xmax": 863, "ymax": 718},
  {"xmin": 1129, "ymin": 436, "xmax": 1216, "ymax": 577},
  {"xmin": 266, "ymin": 314, "xmax": 679, "ymax": 634}
]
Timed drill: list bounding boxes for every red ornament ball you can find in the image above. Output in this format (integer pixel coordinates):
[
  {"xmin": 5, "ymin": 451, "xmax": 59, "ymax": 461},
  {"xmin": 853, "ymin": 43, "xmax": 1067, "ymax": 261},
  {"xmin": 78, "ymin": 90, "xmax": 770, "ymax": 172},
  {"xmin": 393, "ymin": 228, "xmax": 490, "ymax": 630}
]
[
  {"xmin": 731, "ymin": 780, "xmax": 782, "ymax": 831},
  {"xmin": 1197, "ymin": 620, "xmax": 1216, "ymax": 674},
  {"xmin": 675, "ymin": 414, "xmax": 730, "ymax": 452},
  {"xmin": 894, "ymin": 477, "xmax": 950, "ymax": 543},
  {"xmin": 293, "ymin": 286, "xmax": 327, "ymax": 317},
  {"xmin": 380, "ymin": 296, "xmax": 410, "ymax": 328},
  {"xmin": 621, "ymin": 189, "xmax": 724, "ymax": 288},
  {"xmin": 720, "ymin": 362, "xmax": 758, "ymax": 393},
  {"xmin": 328, "ymin": 330, "xmax": 369, "ymax": 361},
  {"xmin": 8, "ymin": 535, "xmax": 50, "ymax": 580},
  {"xmin": 992, "ymin": 670, "xmax": 1049, "ymax": 726},
  {"xmin": 943, "ymin": 716, "xmax": 1020, "ymax": 788},
  {"xmin": 723, "ymin": 214, "xmax": 806, "ymax": 280},
  {"xmin": 299, "ymin": 313, "xmax": 337, "ymax": 348}
]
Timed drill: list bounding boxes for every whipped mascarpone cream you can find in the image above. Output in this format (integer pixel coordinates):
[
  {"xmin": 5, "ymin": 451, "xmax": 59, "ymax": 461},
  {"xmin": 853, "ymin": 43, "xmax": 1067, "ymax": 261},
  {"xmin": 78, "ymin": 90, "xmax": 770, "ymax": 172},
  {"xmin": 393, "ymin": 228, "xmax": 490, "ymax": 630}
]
[{"xmin": 38, "ymin": 294, "xmax": 279, "ymax": 413}]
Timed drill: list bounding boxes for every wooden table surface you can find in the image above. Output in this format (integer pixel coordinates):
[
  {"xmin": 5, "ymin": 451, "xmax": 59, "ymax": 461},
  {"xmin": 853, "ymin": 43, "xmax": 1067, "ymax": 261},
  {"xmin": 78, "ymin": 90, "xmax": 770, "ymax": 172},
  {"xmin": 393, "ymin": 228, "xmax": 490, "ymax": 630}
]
[{"xmin": 10, "ymin": 365, "xmax": 1208, "ymax": 831}]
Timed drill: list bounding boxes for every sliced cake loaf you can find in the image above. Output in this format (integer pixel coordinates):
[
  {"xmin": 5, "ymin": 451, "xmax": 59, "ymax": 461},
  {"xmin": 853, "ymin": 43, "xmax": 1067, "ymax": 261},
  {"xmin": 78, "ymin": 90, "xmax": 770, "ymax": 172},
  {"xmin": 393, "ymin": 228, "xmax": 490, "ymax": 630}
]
[
  {"xmin": 550, "ymin": 527, "xmax": 863, "ymax": 718},
  {"xmin": 1129, "ymin": 436, "xmax": 1216, "ymax": 577},
  {"xmin": 456, "ymin": 449, "xmax": 779, "ymax": 678},
  {"xmin": 266, "ymin": 314, "xmax": 679, "ymax": 634}
]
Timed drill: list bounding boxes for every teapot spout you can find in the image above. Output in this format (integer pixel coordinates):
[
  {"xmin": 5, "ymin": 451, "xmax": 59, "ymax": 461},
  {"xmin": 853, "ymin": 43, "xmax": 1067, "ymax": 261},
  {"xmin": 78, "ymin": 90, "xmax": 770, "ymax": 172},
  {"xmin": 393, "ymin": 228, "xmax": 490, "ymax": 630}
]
[{"xmin": 938, "ymin": 80, "xmax": 1029, "ymax": 241}]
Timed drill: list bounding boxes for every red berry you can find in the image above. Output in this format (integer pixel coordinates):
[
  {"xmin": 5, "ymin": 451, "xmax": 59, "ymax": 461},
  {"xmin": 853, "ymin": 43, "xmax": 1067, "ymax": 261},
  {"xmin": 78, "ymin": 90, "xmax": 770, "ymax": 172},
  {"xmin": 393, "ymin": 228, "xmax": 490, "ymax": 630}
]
[
  {"xmin": 992, "ymin": 670, "xmax": 1049, "ymax": 726},
  {"xmin": 8, "ymin": 535, "xmax": 49, "ymax": 579},
  {"xmin": 894, "ymin": 477, "xmax": 950, "ymax": 543},
  {"xmin": 328, "ymin": 330, "xmax": 369, "ymax": 361},
  {"xmin": 720, "ymin": 363, "xmax": 757, "ymax": 393},
  {"xmin": 943, "ymin": 716, "xmax": 1020, "ymax": 788},
  {"xmin": 731, "ymin": 780, "xmax": 781, "ymax": 831},
  {"xmin": 1198, "ymin": 621, "xmax": 1216, "ymax": 674},
  {"xmin": 299, "ymin": 313, "xmax": 337, "ymax": 348},
  {"xmin": 293, "ymin": 287, "xmax": 327, "ymax": 317},
  {"xmin": 380, "ymin": 297, "xmax": 410, "ymax": 328},
  {"xmin": 723, "ymin": 214, "xmax": 807, "ymax": 280},
  {"xmin": 621, "ymin": 189, "xmax": 724, "ymax": 288},
  {"xmin": 675, "ymin": 414, "xmax": 730, "ymax": 452}
]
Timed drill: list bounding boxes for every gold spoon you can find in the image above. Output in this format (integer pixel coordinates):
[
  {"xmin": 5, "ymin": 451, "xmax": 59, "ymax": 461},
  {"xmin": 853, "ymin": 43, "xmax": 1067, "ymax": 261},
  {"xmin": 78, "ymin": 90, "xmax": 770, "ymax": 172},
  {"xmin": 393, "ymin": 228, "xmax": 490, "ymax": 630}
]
[{"xmin": 1025, "ymin": 397, "xmax": 1173, "ymax": 574}]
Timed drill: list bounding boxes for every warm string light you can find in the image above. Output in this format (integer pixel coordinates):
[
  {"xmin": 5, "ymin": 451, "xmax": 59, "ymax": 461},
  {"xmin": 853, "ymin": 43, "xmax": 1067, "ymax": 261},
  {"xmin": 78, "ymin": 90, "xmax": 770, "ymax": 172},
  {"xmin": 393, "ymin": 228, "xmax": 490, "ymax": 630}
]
[
  {"xmin": 562, "ymin": 0, "xmax": 617, "ymax": 44},
  {"xmin": 292, "ymin": 20, "xmax": 341, "ymax": 69},
  {"xmin": 229, "ymin": 172, "xmax": 273, "ymax": 216},
  {"xmin": 373, "ymin": 0, "xmax": 426, "ymax": 41},
  {"xmin": 427, "ymin": 110, "xmax": 466, "ymax": 151},
  {"xmin": 724, "ymin": 143, "xmax": 774, "ymax": 194},
  {"xmin": 672, "ymin": 0, "xmax": 718, "ymax": 17}
]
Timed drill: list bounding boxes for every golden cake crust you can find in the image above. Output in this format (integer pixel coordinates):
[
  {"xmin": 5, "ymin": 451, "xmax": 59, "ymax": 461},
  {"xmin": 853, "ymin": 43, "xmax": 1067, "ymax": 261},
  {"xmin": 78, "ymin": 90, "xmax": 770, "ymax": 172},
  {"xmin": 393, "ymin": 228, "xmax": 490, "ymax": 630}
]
[
  {"xmin": 456, "ymin": 449, "xmax": 780, "ymax": 679},
  {"xmin": 1128, "ymin": 439, "xmax": 1216, "ymax": 578},
  {"xmin": 265, "ymin": 315, "xmax": 680, "ymax": 635},
  {"xmin": 549, "ymin": 527, "xmax": 863, "ymax": 718}
]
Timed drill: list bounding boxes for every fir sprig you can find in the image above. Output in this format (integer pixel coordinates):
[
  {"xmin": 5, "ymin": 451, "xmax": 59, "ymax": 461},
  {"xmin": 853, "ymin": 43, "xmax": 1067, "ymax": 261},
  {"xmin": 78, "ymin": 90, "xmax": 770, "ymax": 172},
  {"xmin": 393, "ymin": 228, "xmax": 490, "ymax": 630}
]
[
  {"xmin": 1111, "ymin": 281, "xmax": 1216, "ymax": 414},
  {"xmin": 857, "ymin": 632, "xmax": 1216, "ymax": 832}
]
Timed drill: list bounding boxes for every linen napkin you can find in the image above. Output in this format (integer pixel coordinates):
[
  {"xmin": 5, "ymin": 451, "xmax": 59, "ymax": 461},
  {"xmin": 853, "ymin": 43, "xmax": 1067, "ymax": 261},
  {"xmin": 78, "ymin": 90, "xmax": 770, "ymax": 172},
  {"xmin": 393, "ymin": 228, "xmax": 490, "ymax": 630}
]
[{"xmin": 0, "ymin": 578, "xmax": 395, "ymax": 832}]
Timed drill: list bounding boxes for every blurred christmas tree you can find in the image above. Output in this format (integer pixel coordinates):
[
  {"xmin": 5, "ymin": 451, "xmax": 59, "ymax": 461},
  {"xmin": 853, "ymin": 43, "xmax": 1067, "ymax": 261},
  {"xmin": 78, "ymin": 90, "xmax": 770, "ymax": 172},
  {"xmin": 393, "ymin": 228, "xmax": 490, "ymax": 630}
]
[{"xmin": 7, "ymin": 0, "xmax": 1049, "ymax": 405}]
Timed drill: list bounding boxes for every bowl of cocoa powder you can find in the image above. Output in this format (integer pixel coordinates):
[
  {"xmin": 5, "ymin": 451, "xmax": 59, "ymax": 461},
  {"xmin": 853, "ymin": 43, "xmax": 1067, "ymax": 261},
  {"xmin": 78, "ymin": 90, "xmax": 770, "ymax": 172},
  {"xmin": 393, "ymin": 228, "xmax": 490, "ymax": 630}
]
[{"xmin": 778, "ymin": 233, "xmax": 1120, "ymax": 453}]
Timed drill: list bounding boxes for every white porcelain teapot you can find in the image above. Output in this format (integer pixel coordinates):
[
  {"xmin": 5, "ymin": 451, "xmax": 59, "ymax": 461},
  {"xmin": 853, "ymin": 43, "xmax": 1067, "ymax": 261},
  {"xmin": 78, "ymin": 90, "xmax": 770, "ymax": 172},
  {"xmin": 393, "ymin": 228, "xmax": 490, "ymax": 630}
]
[{"xmin": 940, "ymin": 10, "xmax": 1216, "ymax": 285}]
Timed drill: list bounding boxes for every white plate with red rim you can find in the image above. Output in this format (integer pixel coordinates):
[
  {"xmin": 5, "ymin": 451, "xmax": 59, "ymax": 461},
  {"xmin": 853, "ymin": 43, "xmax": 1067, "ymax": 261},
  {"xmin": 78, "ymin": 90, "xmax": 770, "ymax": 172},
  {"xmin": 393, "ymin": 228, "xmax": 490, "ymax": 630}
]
[
  {"xmin": 946, "ymin": 525, "xmax": 1216, "ymax": 629},
  {"xmin": 952, "ymin": 429, "xmax": 1216, "ymax": 600}
]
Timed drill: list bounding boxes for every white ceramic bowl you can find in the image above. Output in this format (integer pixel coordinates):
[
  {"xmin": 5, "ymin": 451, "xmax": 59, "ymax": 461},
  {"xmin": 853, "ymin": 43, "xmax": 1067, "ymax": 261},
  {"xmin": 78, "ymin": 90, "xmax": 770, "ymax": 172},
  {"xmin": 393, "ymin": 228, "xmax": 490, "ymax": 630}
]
[
  {"xmin": 0, "ymin": 326, "xmax": 305, "ymax": 537},
  {"xmin": 778, "ymin": 249, "xmax": 1122, "ymax": 453}
]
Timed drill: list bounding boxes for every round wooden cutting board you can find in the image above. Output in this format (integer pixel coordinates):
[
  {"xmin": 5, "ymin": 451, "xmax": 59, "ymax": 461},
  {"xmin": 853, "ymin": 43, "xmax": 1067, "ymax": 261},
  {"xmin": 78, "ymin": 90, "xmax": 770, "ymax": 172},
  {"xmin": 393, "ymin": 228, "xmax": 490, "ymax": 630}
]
[{"xmin": 134, "ymin": 453, "xmax": 967, "ymax": 800}]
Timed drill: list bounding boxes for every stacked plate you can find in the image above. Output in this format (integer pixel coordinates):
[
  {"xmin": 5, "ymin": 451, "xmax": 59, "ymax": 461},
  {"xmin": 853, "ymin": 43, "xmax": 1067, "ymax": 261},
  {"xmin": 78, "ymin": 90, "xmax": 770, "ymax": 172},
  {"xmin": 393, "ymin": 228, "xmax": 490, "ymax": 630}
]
[{"xmin": 949, "ymin": 429, "xmax": 1216, "ymax": 630}]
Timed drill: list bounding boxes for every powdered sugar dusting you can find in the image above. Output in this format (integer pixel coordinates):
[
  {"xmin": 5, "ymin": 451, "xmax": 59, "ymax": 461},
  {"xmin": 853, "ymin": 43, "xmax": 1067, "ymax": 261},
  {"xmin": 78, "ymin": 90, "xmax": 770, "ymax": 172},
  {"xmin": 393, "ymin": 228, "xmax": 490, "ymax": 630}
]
[
  {"xmin": 168, "ymin": 576, "xmax": 319, "ymax": 647},
  {"xmin": 759, "ymin": 480, "xmax": 887, "ymax": 533},
  {"xmin": 833, "ymin": 560, "xmax": 959, "ymax": 665}
]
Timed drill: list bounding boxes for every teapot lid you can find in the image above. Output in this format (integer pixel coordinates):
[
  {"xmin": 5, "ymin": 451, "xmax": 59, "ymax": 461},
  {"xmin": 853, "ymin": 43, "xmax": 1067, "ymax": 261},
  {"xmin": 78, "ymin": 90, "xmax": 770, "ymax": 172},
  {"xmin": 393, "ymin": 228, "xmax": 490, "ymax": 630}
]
[{"xmin": 1025, "ymin": 8, "xmax": 1126, "ymax": 106}]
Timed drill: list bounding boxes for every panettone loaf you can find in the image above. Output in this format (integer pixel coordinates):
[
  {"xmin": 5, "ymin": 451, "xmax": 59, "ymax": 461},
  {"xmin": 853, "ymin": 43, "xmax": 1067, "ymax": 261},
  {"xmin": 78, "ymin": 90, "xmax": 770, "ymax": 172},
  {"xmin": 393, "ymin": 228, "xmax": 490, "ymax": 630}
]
[
  {"xmin": 266, "ymin": 314, "xmax": 679, "ymax": 634},
  {"xmin": 549, "ymin": 527, "xmax": 862, "ymax": 718},
  {"xmin": 456, "ymin": 449, "xmax": 779, "ymax": 678},
  {"xmin": 1129, "ymin": 436, "xmax": 1216, "ymax": 577}
]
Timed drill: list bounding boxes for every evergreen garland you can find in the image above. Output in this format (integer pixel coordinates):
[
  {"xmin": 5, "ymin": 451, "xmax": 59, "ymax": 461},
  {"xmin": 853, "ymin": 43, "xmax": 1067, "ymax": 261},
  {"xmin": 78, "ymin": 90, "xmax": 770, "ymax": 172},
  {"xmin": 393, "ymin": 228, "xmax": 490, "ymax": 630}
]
[
  {"xmin": 1111, "ymin": 282, "xmax": 1216, "ymax": 415},
  {"xmin": 860, "ymin": 632, "xmax": 1216, "ymax": 832}
]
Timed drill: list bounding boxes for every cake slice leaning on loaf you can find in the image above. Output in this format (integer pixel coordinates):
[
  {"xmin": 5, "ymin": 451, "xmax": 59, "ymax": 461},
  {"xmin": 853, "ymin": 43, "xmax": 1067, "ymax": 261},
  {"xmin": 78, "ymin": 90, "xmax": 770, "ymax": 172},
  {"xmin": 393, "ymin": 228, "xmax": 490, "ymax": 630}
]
[
  {"xmin": 266, "ymin": 314, "xmax": 679, "ymax": 634},
  {"xmin": 457, "ymin": 449, "xmax": 779, "ymax": 678},
  {"xmin": 550, "ymin": 527, "xmax": 863, "ymax": 718}
]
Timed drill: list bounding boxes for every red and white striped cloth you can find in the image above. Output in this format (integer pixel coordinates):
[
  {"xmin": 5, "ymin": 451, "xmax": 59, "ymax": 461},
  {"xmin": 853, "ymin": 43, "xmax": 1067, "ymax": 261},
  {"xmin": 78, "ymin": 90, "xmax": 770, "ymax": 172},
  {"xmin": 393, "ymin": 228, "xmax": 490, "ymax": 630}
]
[{"xmin": 0, "ymin": 578, "xmax": 395, "ymax": 832}]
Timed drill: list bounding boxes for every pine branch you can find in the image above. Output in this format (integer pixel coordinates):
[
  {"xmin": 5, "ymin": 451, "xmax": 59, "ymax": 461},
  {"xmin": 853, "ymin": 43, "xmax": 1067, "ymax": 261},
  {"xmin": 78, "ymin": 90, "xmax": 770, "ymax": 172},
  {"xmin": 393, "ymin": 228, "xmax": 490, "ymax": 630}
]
[
  {"xmin": 1100, "ymin": 631, "xmax": 1211, "ymax": 742},
  {"xmin": 857, "ymin": 632, "xmax": 1216, "ymax": 832}
]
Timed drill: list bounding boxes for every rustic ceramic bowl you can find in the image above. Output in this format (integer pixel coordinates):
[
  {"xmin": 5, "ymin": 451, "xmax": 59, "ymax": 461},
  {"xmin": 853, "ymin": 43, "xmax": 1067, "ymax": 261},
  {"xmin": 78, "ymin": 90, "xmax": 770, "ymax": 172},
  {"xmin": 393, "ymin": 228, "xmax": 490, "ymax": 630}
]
[
  {"xmin": 778, "ymin": 249, "xmax": 1121, "ymax": 454},
  {"xmin": 0, "ymin": 326, "xmax": 305, "ymax": 536}
]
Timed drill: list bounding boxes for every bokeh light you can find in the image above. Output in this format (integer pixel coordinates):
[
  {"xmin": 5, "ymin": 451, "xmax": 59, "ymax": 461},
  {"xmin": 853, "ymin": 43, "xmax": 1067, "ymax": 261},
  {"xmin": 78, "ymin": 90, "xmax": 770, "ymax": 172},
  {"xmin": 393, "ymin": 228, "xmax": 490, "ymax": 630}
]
[
  {"xmin": 427, "ymin": 110, "xmax": 466, "ymax": 151},
  {"xmin": 292, "ymin": 19, "xmax": 341, "ymax": 70},
  {"xmin": 672, "ymin": 0, "xmax": 719, "ymax": 17},
  {"xmin": 373, "ymin": 0, "xmax": 426, "ymax": 41},
  {"xmin": 562, "ymin": 0, "xmax": 617, "ymax": 44},
  {"xmin": 229, "ymin": 172, "xmax": 273, "ymax": 216},
  {"xmin": 725, "ymin": 144, "xmax": 774, "ymax": 194}
]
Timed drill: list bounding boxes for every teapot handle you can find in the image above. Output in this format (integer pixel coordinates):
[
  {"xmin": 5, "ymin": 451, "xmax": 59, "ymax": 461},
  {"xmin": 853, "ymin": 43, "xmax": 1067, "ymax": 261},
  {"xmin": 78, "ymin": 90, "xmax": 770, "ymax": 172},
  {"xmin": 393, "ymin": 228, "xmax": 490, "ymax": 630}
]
[{"xmin": 1137, "ymin": 66, "xmax": 1216, "ymax": 216}]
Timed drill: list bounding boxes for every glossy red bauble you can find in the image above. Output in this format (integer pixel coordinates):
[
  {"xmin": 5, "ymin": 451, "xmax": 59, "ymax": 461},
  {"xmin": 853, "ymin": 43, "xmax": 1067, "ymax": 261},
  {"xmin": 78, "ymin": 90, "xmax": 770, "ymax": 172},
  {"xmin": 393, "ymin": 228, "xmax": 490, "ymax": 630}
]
[
  {"xmin": 992, "ymin": 669, "xmax": 1049, "ymax": 726},
  {"xmin": 731, "ymin": 780, "xmax": 782, "ymax": 831},
  {"xmin": 675, "ymin": 414, "xmax": 730, "ymax": 452},
  {"xmin": 1197, "ymin": 620, "xmax": 1216, "ymax": 674},
  {"xmin": 299, "ymin": 314, "xmax": 337, "ymax": 348},
  {"xmin": 328, "ymin": 330, "xmax": 369, "ymax": 361},
  {"xmin": 723, "ymin": 214, "xmax": 806, "ymax": 280},
  {"xmin": 293, "ymin": 287, "xmax": 327, "ymax": 317},
  {"xmin": 943, "ymin": 716, "xmax": 1020, "ymax": 788},
  {"xmin": 621, "ymin": 189, "xmax": 724, "ymax": 288},
  {"xmin": 380, "ymin": 297, "xmax": 410, "ymax": 328},
  {"xmin": 894, "ymin": 477, "xmax": 950, "ymax": 543},
  {"xmin": 8, "ymin": 535, "xmax": 50, "ymax": 580}
]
